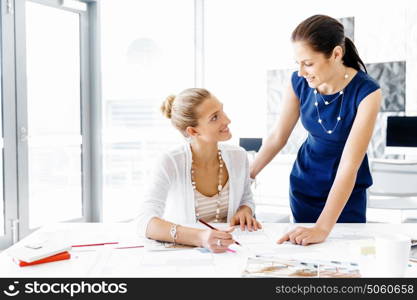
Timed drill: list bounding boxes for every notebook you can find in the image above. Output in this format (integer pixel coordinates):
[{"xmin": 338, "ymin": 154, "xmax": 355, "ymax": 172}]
[
  {"xmin": 8, "ymin": 241, "xmax": 72, "ymax": 263},
  {"xmin": 14, "ymin": 251, "xmax": 71, "ymax": 267}
]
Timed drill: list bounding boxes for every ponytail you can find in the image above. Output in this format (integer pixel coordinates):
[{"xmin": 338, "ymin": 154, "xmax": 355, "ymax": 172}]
[
  {"xmin": 343, "ymin": 37, "xmax": 367, "ymax": 73},
  {"xmin": 292, "ymin": 15, "xmax": 368, "ymax": 73}
]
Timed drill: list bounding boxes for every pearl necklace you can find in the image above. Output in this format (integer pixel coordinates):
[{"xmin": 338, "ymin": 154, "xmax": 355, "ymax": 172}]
[
  {"xmin": 312, "ymin": 73, "xmax": 348, "ymax": 135},
  {"xmin": 313, "ymin": 89, "xmax": 344, "ymax": 134},
  {"xmin": 191, "ymin": 149, "xmax": 223, "ymax": 222}
]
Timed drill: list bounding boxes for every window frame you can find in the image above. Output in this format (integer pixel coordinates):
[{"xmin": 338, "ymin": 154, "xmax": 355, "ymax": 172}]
[{"xmin": 0, "ymin": 0, "xmax": 19, "ymax": 249}]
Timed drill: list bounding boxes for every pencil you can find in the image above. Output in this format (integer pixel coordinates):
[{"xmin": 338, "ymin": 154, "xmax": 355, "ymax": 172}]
[
  {"xmin": 198, "ymin": 219, "xmax": 242, "ymax": 246},
  {"xmin": 115, "ymin": 246, "xmax": 144, "ymax": 250}
]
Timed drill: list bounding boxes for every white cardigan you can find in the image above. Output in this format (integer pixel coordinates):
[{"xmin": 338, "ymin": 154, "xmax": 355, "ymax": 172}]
[{"xmin": 135, "ymin": 143, "xmax": 255, "ymax": 237}]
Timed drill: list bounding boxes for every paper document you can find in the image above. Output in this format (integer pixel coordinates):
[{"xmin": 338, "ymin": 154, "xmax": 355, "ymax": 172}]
[
  {"xmin": 144, "ymin": 239, "xmax": 196, "ymax": 251},
  {"xmin": 242, "ymin": 256, "xmax": 360, "ymax": 278}
]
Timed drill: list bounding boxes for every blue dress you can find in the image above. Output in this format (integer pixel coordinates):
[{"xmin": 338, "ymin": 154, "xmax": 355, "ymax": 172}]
[{"xmin": 289, "ymin": 70, "xmax": 380, "ymax": 223}]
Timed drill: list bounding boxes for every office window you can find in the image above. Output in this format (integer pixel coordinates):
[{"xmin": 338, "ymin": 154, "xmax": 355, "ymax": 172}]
[
  {"xmin": 25, "ymin": 2, "xmax": 83, "ymax": 228},
  {"xmin": 101, "ymin": 0, "xmax": 194, "ymax": 221},
  {"xmin": 204, "ymin": 0, "xmax": 417, "ymax": 217},
  {"xmin": 205, "ymin": 0, "xmax": 299, "ymax": 209}
]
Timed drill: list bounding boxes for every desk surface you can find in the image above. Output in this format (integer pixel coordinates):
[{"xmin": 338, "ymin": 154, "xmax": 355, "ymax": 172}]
[{"xmin": 1, "ymin": 223, "xmax": 416, "ymax": 277}]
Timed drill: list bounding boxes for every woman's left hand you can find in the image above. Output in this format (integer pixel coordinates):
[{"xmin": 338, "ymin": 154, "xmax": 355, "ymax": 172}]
[
  {"xmin": 230, "ymin": 205, "xmax": 262, "ymax": 232},
  {"xmin": 276, "ymin": 226, "xmax": 329, "ymax": 246}
]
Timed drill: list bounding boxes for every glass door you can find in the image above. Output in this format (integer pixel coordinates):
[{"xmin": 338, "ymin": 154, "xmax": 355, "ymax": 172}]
[
  {"xmin": 0, "ymin": 2, "xmax": 5, "ymax": 243},
  {"xmin": 15, "ymin": 0, "xmax": 89, "ymax": 238}
]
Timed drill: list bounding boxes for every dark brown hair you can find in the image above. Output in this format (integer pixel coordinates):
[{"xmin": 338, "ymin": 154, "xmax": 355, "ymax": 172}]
[{"xmin": 291, "ymin": 15, "xmax": 367, "ymax": 72}]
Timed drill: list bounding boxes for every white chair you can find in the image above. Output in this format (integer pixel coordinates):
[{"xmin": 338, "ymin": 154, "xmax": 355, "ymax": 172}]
[{"xmin": 367, "ymin": 159, "xmax": 417, "ymax": 223}]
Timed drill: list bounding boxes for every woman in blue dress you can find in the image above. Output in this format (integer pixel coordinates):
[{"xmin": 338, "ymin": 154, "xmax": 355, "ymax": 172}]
[{"xmin": 250, "ymin": 15, "xmax": 382, "ymax": 245}]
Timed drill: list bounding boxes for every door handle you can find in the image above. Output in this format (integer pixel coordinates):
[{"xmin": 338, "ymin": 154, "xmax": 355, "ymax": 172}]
[{"xmin": 20, "ymin": 127, "xmax": 28, "ymax": 142}]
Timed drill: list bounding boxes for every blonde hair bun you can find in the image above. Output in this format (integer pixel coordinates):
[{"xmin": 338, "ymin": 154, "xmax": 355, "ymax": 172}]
[
  {"xmin": 161, "ymin": 95, "xmax": 176, "ymax": 119},
  {"xmin": 160, "ymin": 88, "xmax": 211, "ymax": 137}
]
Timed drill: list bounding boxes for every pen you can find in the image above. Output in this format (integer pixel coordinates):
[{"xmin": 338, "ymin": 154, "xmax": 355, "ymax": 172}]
[
  {"xmin": 72, "ymin": 242, "xmax": 119, "ymax": 247},
  {"xmin": 198, "ymin": 219, "xmax": 242, "ymax": 246}
]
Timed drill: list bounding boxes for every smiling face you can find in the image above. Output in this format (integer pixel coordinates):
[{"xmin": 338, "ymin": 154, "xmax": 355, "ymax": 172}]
[
  {"xmin": 293, "ymin": 41, "xmax": 343, "ymax": 89},
  {"xmin": 189, "ymin": 96, "xmax": 232, "ymax": 143}
]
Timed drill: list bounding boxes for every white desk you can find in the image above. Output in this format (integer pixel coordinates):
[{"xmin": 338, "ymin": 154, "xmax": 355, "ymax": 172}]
[{"xmin": 1, "ymin": 223, "xmax": 416, "ymax": 277}]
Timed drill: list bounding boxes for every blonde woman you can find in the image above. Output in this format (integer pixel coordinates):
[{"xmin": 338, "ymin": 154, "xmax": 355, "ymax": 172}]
[{"xmin": 136, "ymin": 88, "xmax": 261, "ymax": 253}]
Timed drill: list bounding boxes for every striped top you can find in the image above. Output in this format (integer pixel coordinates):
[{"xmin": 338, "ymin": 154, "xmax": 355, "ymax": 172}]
[{"xmin": 194, "ymin": 181, "xmax": 230, "ymax": 223}]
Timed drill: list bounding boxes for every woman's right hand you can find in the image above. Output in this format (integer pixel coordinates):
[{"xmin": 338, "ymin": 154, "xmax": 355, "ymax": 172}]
[{"xmin": 198, "ymin": 227, "xmax": 235, "ymax": 253}]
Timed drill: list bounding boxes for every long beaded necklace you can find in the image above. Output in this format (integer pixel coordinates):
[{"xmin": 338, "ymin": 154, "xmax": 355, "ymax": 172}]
[
  {"xmin": 313, "ymin": 73, "xmax": 348, "ymax": 135},
  {"xmin": 192, "ymin": 149, "xmax": 223, "ymax": 222}
]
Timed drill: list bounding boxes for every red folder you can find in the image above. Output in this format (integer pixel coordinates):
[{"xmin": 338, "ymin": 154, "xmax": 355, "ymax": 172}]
[{"xmin": 14, "ymin": 251, "xmax": 71, "ymax": 267}]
